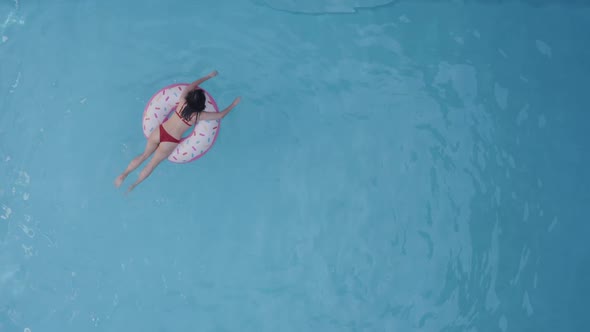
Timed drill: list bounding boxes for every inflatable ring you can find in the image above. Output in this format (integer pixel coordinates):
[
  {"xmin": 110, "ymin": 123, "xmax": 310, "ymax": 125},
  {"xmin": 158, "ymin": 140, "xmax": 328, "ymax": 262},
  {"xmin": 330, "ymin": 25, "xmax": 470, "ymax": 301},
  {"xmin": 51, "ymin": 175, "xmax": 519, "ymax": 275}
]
[{"xmin": 142, "ymin": 83, "xmax": 220, "ymax": 163}]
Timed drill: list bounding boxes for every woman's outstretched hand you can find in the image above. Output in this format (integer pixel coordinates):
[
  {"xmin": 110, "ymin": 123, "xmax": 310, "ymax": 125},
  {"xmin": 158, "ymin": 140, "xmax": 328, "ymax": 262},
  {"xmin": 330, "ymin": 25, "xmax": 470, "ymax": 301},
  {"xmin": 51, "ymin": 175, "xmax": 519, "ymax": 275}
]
[
  {"xmin": 208, "ymin": 70, "xmax": 218, "ymax": 78},
  {"xmin": 188, "ymin": 70, "xmax": 219, "ymax": 91}
]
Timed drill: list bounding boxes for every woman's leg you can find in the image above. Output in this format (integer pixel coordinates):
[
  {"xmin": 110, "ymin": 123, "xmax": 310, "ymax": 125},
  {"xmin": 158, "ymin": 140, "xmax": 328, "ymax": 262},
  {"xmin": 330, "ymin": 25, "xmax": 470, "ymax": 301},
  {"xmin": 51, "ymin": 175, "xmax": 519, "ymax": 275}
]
[
  {"xmin": 126, "ymin": 142, "xmax": 177, "ymax": 193},
  {"xmin": 115, "ymin": 128, "xmax": 160, "ymax": 188}
]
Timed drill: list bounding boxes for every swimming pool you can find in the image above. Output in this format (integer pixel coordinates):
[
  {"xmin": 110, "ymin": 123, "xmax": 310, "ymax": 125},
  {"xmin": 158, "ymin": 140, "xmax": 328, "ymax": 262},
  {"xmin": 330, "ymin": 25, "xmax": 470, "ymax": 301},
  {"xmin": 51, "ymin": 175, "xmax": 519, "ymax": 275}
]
[{"xmin": 1, "ymin": 0, "xmax": 589, "ymax": 331}]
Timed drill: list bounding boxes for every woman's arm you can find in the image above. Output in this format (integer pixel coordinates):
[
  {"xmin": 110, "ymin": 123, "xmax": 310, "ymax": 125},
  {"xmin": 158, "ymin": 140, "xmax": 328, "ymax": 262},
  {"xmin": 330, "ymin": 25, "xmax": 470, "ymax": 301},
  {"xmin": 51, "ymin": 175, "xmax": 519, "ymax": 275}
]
[
  {"xmin": 180, "ymin": 70, "xmax": 218, "ymax": 100},
  {"xmin": 199, "ymin": 97, "xmax": 241, "ymax": 121}
]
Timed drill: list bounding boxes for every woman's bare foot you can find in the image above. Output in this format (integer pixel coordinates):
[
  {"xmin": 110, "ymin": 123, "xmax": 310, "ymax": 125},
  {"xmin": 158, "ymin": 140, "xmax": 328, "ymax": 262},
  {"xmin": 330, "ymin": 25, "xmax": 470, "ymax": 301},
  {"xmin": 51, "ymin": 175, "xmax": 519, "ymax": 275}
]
[
  {"xmin": 114, "ymin": 174, "xmax": 127, "ymax": 188},
  {"xmin": 126, "ymin": 183, "xmax": 137, "ymax": 194}
]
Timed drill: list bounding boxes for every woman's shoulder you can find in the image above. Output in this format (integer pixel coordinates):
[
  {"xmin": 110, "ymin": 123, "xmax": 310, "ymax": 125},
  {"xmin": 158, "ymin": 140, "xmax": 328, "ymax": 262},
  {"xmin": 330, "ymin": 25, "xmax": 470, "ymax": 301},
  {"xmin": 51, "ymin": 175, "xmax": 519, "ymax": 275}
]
[
  {"xmin": 176, "ymin": 99, "xmax": 187, "ymax": 110},
  {"xmin": 191, "ymin": 112, "xmax": 199, "ymax": 125}
]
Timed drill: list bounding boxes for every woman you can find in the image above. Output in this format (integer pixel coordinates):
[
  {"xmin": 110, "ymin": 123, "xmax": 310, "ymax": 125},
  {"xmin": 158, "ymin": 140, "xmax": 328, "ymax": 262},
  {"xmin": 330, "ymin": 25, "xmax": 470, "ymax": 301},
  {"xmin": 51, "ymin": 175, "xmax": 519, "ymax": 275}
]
[{"xmin": 115, "ymin": 70, "xmax": 240, "ymax": 193}]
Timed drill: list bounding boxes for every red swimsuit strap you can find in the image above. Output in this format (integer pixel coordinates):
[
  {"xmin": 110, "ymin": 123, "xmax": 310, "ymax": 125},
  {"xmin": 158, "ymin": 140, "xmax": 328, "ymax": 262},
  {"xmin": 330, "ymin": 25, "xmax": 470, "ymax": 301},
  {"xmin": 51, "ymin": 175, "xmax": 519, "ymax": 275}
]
[{"xmin": 175, "ymin": 105, "xmax": 193, "ymax": 126}]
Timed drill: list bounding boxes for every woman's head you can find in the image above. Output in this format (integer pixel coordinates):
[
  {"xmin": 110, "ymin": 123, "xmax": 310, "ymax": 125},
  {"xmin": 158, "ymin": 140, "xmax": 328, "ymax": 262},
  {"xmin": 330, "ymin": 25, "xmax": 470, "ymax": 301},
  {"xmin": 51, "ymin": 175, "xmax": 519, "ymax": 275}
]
[{"xmin": 180, "ymin": 89, "xmax": 206, "ymax": 122}]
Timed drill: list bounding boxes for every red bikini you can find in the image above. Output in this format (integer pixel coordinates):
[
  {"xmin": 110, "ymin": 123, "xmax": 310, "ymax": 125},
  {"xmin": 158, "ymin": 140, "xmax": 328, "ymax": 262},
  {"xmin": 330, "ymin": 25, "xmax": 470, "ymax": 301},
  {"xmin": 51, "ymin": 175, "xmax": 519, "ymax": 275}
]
[
  {"xmin": 176, "ymin": 107, "xmax": 193, "ymax": 126},
  {"xmin": 159, "ymin": 105, "xmax": 194, "ymax": 144},
  {"xmin": 159, "ymin": 125, "xmax": 180, "ymax": 144}
]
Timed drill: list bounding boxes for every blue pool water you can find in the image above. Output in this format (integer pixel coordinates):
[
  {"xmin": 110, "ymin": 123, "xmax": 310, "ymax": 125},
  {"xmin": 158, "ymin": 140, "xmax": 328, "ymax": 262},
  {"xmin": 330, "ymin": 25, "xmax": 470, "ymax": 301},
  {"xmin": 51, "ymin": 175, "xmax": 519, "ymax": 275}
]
[{"xmin": 1, "ymin": 0, "xmax": 589, "ymax": 331}]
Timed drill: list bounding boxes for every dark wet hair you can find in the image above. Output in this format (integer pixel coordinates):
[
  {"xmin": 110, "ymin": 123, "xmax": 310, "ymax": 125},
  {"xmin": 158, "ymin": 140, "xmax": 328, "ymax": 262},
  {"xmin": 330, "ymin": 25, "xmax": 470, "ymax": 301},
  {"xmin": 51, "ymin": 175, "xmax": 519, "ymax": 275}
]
[{"xmin": 179, "ymin": 89, "xmax": 206, "ymax": 123}]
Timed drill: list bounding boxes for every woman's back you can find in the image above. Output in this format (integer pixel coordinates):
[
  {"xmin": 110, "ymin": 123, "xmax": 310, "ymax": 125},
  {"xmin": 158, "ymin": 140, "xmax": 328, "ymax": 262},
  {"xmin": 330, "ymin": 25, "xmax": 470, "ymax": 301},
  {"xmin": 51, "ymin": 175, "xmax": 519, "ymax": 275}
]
[{"xmin": 162, "ymin": 99, "xmax": 197, "ymax": 139}]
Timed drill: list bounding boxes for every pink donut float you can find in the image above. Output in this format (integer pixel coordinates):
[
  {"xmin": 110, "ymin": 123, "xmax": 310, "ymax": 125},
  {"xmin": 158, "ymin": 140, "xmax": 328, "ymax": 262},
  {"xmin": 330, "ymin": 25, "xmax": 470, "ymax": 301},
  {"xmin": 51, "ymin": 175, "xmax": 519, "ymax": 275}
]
[{"xmin": 142, "ymin": 83, "xmax": 220, "ymax": 163}]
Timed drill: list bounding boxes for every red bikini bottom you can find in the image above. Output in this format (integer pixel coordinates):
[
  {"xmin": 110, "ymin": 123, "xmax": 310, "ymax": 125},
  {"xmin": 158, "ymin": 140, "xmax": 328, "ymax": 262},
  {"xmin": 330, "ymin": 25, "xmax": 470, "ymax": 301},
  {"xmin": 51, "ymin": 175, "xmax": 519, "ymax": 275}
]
[{"xmin": 159, "ymin": 125, "xmax": 180, "ymax": 144}]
